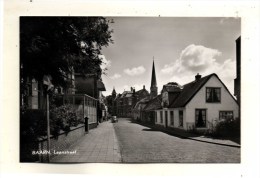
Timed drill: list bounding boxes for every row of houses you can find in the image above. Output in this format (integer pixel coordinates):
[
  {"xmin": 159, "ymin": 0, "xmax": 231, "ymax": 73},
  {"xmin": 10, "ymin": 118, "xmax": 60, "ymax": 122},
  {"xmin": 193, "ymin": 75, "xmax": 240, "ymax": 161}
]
[
  {"xmin": 105, "ymin": 60, "xmax": 158, "ymax": 118},
  {"xmin": 106, "ymin": 36, "xmax": 241, "ymax": 132}
]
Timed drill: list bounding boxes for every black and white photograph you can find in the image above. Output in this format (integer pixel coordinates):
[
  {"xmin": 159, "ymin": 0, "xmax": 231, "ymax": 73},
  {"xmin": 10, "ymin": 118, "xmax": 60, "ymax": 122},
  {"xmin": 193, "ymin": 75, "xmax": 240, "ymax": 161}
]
[
  {"xmin": 20, "ymin": 16, "xmax": 241, "ymax": 163},
  {"xmin": 1, "ymin": 1, "xmax": 260, "ymax": 177}
]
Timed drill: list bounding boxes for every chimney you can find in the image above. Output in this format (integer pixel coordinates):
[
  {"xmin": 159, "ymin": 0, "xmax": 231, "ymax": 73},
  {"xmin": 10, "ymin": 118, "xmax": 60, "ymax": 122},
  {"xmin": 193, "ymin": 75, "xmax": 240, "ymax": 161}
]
[
  {"xmin": 143, "ymin": 85, "xmax": 145, "ymax": 90},
  {"xmin": 195, "ymin": 73, "xmax": 201, "ymax": 81},
  {"xmin": 131, "ymin": 87, "xmax": 133, "ymax": 91}
]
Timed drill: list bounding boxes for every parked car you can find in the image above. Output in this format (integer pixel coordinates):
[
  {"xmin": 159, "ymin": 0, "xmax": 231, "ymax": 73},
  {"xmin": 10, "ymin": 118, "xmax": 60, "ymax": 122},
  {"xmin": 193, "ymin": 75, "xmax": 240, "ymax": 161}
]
[{"xmin": 111, "ymin": 116, "xmax": 118, "ymax": 123}]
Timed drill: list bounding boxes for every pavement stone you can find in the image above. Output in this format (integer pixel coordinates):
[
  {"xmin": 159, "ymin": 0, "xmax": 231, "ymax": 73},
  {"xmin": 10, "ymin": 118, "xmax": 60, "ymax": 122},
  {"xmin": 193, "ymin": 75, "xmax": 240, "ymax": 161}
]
[
  {"xmin": 51, "ymin": 121, "xmax": 122, "ymax": 163},
  {"xmin": 114, "ymin": 117, "xmax": 240, "ymax": 163},
  {"xmin": 138, "ymin": 120, "xmax": 240, "ymax": 148}
]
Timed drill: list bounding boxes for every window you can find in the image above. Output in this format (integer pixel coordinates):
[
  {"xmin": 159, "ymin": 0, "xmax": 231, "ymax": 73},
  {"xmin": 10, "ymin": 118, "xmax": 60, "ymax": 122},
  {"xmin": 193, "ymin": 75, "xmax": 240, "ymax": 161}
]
[
  {"xmin": 219, "ymin": 111, "xmax": 233, "ymax": 120},
  {"xmin": 179, "ymin": 110, "xmax": 183, "ymax": 127},
  {"xmin": 160, "ymin": 111, "xmax": 163, "ymax": 123},
  {"xmin": 155, "ymin": 111, "xmax": 157, "ymax": 123},
  {"xmin": 128, "ymin": 98, "xmax": 132, "ymax": 105},
  {"xmin": 195, "ymin": 109, "xmax": 206, "ymax": 128},
  {"xmin": 206, "ymin": 87, "xmax": 221, "ymax": 103},
  {"xmin": 170, "ymin": 111, "xmax": 174, "ymax": 125}
]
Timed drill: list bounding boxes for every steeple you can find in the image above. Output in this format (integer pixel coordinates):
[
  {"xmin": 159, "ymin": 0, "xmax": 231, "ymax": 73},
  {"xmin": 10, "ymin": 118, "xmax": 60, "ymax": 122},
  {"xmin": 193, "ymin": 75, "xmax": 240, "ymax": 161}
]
[
  {"xmin": 112, "ymin": 87, "xmax": 116, "ymax": 98},
  {"xmin": 150, "ymin": 57, "xmax": 158, "ymax": 99}
]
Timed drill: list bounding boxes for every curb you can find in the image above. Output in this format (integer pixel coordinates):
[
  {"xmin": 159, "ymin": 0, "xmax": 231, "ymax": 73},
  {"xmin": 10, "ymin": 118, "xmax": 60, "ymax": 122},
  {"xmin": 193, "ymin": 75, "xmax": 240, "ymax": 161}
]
[{"xmin": 134, "ymin": 120, "xmax": 241, "ymax": 148}]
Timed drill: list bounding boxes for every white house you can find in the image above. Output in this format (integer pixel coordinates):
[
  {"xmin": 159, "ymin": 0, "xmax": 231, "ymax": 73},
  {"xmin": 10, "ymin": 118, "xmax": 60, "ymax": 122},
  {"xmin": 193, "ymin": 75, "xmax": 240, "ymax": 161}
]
[{"xmin": 155, "ymin": 73, "xmax": 239, "ymax": 131}]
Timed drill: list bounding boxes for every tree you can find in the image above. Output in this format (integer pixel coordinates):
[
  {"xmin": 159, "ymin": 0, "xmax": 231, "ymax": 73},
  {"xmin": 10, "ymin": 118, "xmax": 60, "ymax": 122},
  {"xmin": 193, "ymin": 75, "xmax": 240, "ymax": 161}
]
[{"xmin": 20, "ymin": 17, "xmax": 113, "ymax": 89}]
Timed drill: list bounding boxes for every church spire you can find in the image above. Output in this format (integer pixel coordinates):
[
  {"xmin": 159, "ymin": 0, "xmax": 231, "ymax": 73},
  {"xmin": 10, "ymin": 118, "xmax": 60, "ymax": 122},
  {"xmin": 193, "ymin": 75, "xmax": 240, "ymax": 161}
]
[
  {"xmin": 150, "ymin": 57, "xmax": 158, "ymax": 99},
  {"xmin": 112, "ymin": 86, "xmax": 116, "ymax": 98}
]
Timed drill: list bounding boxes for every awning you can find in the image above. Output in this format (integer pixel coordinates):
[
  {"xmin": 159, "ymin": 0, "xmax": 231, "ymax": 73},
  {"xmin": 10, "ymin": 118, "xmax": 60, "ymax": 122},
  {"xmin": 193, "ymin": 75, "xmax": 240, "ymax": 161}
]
[{"xmin": 97, "ymin": 80, "xmax": 106, "ymax": 91}]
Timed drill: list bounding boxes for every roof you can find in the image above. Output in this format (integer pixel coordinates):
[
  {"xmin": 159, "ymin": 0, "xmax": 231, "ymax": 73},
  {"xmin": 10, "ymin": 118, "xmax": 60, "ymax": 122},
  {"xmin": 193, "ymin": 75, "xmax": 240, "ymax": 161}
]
[
  {"xmin": 97, "ymin": 80, "xmax": 106, "ymax": 91},
  {"xmin": 125, "ymin": 93, "xmax": 133, "ymax": 98},
  {"xmin": 133, "ymin": 97, "xmax": 150, "ymax": 110},
  {"xmin": 114, "ymin": 94, "xmax": 121, "ymax": 101},
  {"xmin": 120, "ymin": 91, "xmax": 133, "ymax": 98},
  {"xmin": 136, "ymin": 88, "xmax": 149, "ymax": 95},
  {"xmin": 162, "ymin": 82, "xmax": 182, "ymax": 93},
  {"xmin": 169, "ymin": 73, "xmax": 218, "ymax": 108},
  {"xmin": 144, "ymin": 95, "xmax": 162, "ymax": 111}
]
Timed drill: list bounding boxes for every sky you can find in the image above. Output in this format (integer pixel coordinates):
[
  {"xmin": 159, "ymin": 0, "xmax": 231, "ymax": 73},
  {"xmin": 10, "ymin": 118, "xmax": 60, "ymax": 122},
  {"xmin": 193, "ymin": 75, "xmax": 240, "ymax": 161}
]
[{"xmin": 100, "ymin": 17, "xmax": 241, "ymax": 96}]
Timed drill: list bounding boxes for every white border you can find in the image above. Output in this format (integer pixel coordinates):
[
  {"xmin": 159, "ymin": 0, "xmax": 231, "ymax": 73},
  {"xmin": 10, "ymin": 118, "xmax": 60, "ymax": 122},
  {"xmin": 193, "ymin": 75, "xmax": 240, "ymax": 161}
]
[{"xmin": 1, "ymin": 0, "xmax": 260, "ymax": 177}]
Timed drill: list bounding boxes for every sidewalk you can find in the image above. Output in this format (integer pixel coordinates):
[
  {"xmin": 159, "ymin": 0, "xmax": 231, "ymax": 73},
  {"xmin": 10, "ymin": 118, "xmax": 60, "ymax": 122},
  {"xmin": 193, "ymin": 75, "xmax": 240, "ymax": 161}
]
[
  {"xmin": 51, "ymin": 121, "xmax": 122, "ymax": 163},
  {"xmin": 135, "ymin": 121, "xmax": 240, "ymax": 148}
]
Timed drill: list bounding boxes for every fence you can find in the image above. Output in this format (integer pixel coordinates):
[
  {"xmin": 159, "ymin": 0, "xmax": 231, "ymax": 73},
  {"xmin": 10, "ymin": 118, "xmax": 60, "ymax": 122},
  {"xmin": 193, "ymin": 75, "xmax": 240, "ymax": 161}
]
[{"xmin": 55, "ymin": 94, "xmax": 98, "ymax": 124}]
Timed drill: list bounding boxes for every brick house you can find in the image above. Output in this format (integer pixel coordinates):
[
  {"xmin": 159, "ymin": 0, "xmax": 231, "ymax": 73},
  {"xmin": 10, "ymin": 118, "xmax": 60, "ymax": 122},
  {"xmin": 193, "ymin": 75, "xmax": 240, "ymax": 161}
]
[{"xmin": 115, "ymin": 86, "xmax": 149, "ymax": 118}]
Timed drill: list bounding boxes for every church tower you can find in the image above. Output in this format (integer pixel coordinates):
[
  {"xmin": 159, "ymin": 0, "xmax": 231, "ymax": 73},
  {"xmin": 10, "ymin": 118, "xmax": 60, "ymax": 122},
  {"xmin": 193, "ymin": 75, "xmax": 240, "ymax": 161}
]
[
  {"xmin": 150, "ymin": 58, "xmax": 158, "ymax": 99},
  {"xmin": 112, "ymin": 87, "xmax": 117, "ymax": 99}
]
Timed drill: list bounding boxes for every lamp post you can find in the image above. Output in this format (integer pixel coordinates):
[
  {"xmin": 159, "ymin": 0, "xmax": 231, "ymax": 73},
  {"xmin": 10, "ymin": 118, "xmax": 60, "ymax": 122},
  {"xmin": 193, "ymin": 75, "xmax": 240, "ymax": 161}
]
[{"xmin": 43, "ymin": 75, "xmax": 53, "ymax": 163}]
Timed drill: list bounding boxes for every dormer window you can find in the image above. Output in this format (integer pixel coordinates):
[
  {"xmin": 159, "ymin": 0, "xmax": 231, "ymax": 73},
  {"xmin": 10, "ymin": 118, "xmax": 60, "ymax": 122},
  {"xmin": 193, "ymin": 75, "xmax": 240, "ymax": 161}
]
[{"xmin": 206, "ymin": 87, "xmax": 221, "ymax": 103}]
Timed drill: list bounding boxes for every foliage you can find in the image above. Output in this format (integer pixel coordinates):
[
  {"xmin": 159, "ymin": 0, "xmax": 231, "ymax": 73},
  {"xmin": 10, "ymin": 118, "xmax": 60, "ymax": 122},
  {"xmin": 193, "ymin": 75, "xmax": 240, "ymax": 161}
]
[
  {"xmin": 50, "ymin": 104, "xmax": 83, "ymax": 137},
  {"xmin": 205, "ymin": 117, "xmax": 240, "ymax": 138},
  {"xmin": 20, "ymin": 109, "xmax": 47, "ymax": 142},
  {"xmin": 20, "ymin": 17, "xmax": 113, "ymax": 89},
  {"xmin": 20, "ymin": 104, "xmax": 84, "ymax": 141}
]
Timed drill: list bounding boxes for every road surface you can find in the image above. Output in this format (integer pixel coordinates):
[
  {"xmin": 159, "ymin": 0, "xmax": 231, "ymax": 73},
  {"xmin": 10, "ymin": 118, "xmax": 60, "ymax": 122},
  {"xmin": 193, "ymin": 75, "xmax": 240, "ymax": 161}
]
[{"xmin": 113, "ymin": 117, "xmax": 240, "ymax": 163}]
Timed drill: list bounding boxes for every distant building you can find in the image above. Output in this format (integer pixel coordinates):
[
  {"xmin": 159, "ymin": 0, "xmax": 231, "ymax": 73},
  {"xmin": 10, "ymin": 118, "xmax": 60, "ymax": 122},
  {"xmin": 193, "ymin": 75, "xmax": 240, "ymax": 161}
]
[
  {"xmin": 155, "ymin": 73, "xmax": 239, "ymax": 131},
  {"xmin": 234, "ymin": 36, "xmax": 241, "ymax": 106},
  {"xmin": 115, "ymin": 86, "xmax": 149, "ymax": 118},
  {"xmin": 111, "ymin": 59, "xmax": 158, "ymax": 118},
  {"xmin": 105, "ymin": 87, "xmax": 117, "ymax": 116},
  {"xmin": 142, "ymin": 95, "xmax": 162, "ymax": 124},
  {"xmin": 132, "ymin": 97, "xmax": 151, "ymax": 121}
]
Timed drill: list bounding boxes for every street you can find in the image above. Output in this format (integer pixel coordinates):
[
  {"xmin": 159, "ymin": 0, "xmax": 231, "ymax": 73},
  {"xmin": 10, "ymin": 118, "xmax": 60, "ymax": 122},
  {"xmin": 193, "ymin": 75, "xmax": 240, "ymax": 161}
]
[
  {"xmin": 114, "ymin": 118, "xmax": 240, "ymax": 163},
  {"xmin": 52, "ymin": 117, "xmax": 240, "ymax": 163}
]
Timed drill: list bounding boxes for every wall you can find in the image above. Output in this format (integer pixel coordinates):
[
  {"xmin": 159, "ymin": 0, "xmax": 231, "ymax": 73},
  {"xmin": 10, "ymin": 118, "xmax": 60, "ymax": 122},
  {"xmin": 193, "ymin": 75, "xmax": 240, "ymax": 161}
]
[
  {"xmin": 156, "ymin": 108, "xmax": 187, "ymax": 130},
  {"xmin": 185, "ymin": 75, "xmax": 239, "ymax": 130},
  {"xmin": 38, "ymin": 124, "xmax": 85, "ymax": 162}
]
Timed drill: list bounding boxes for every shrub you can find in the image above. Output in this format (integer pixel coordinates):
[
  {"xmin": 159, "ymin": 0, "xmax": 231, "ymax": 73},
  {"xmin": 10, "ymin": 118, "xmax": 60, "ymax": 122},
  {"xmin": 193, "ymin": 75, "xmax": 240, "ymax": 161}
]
[
  {"xmin": 20, "ymin": 109, "xmax": 47, "ymax": 142},
  {"xmin": 50, "ymin": 104, "xmax": 81, "ymax": 137},
  {"xmin": 214, "ymin": 117, "xmax": 240, "ymax": 137},
  {"xmin": 20, "ymin": 104, "xmax": 83, "ymax": 140},
  {"xmin": 205, "ymin": 117, "xmax": 240, "ymax": 138}
]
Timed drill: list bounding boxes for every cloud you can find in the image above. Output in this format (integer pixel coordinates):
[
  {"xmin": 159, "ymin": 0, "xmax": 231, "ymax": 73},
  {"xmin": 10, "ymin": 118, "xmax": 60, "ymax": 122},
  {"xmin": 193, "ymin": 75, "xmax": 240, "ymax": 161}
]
[
  {"xmin": 99, "ymin": 55, "xmax": 111, "ymax": 70},
  {"xmin": 161, "ymin": 44, "xmax": 222, "ymax": 75},
  {"xmin": 160, "ymin": 44, "xmax": 235, "ymax": 93},
  {"xmin": 110, "ymin": 73, "xmax": 121, "ymax": 80},
  {"xmin": 180, "ymin": 44, "xmax": 222, "ymax": 72},
  {"xmin": 124, "ymin": 66, "xmax": 146, "ymax": 76}
]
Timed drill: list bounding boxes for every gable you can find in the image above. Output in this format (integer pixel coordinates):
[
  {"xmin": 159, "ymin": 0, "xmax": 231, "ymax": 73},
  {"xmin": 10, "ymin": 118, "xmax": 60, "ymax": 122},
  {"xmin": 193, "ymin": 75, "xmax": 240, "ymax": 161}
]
[
  {"xmin": 169, "ymin": 73, "xmax": 238, "ymax": 108},
  {"xmin": 186, "ymin": 75, "xmax": 239, "ymax": 112}
]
